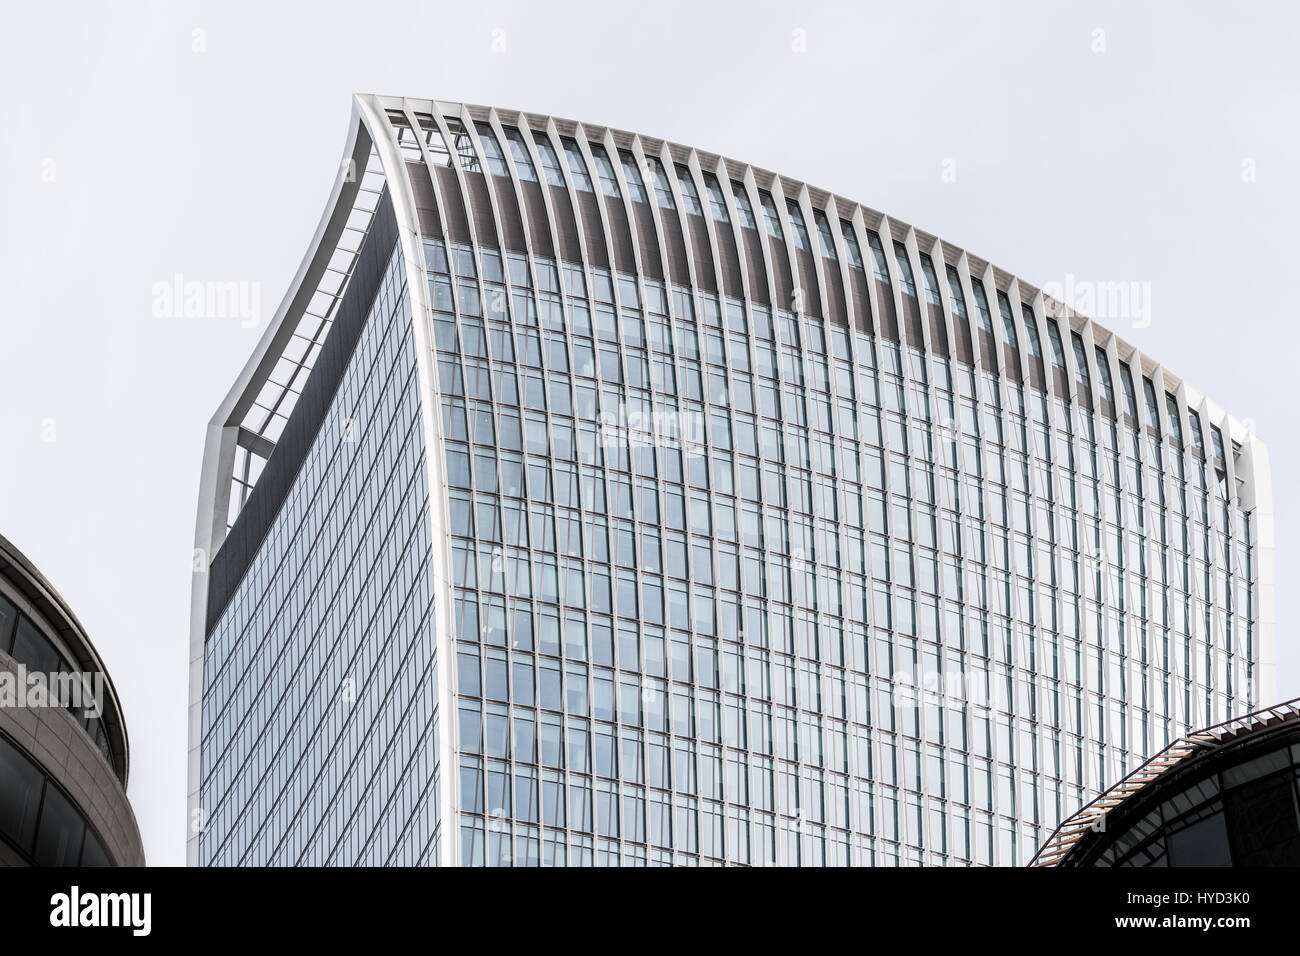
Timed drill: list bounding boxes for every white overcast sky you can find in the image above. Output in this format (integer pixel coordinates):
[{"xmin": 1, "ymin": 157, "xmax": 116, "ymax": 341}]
[{"xmin": 2, "ymin": 1, "xmax": 1296, "ymax": 866}]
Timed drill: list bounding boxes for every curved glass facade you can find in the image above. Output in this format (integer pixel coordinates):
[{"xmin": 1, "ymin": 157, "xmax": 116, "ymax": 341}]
[
  {"xmin": 193, "ymin": 96, "xmax": 1270, "ymax": 866},
  {"xmin": 200, "ymin": 246, "xmax": 444, "ymax": 865},
  {"xmin": 1062, "ymin": 726, "xmax": 1300, "ymax": 866},
  {"xmin": 0, "ymin": 731, "xmax": 114, "ymax": 866},
  {"xmin": 0, "ymin": 592, "xmax": 114, "ymax": 766},
  {"xmin": 0, "ymin": 532, "xmax": 141, "ymax": 866},
  {"xmin": 430, "ymin": 233, "xmax": 1255, "ymax": 866}
]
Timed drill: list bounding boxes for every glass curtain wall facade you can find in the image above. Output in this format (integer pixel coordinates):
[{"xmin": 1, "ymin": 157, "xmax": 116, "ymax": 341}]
[
  {"xmin": 190, "ymin": 95, "xmax": 1272, "ymax": 867},
  {"xmin": 200, "ymin": 236, "xmax": 444, "ymax": 866}
]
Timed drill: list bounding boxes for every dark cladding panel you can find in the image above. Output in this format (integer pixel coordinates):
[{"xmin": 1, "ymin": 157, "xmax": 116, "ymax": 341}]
[
  {"xmin": 901, "ymin": 296, "xmax": 925, "ymax": 353},
  {"xmin": 741, "ymin": 229, "xmax": 770, "ymax": 306},
  {"xmin": 549, "ymin": 185, "xmax": 583, "ymax": 265},
  {"xmin": 434, "ymin": 166, "xmax": 471, "ymax": 244},
  {"xmin": 207, "ymin": 191, "xmax": 400, "ymax": 634},
  {"xmin": 1003, "ymin": 342, "xmax": 1023, "ymax": 382},
  {"xmin": 1052, "ymin": 365, "xmax": 1069, "ymax": 399},
  {"xmin": 1073, "ymin": 341, "xmax": 1095, "ymax": 412},
  {"xmin": 1077, "ymin": 378, "xmax": 1095, "ymax": 413},
  {"xmin": 577, "ymin": 190, "xmax": 610, "ymax": 270},
  {"xmin": 520, "ymin": 181, "xmax": 555, "ymax": 259},
  {"xmin": 824, "ymin": 262, "xmax": 848, "ymax": 329},
  {"xmin": 977, "ymin": 328, "xmax": 997, "ymax": 374},
  {"xmin": 408, "ymin": 162, "xmax": 442, "ymax": 239},
  {"xmin": 848, "ymin": 269, "xmax": 871, "ymax": 335},
  {"xmin": 465, "ymin": 173, "xmax": 500, "ymax": 249},
  {"xmin": 769, "ymin": 238, "xmax": 795, "ymax": 313},
  {"xmin": 488, "ymin": 174, "xmax": 527, "ymax": 252},
  {"xmin": 605, "ymin": 201, "xmax": 637, "ymax": 275},
  {"xmin": 662, "ymin": 213, "xmax": 690, "ymax": 286},
  {"xmin": 927, "ymin": 304, "xmax": 949, "ymax": 359},
  {"xmin": 1027, "ymin": 350, "xmax": 1047, "ymax": 393},
  {"xmin": 954, "ymin": 313, "xmax": 975, "ymax": 367},
  {"xmin": 875, "ymin": 280, "xmax": 899, "ymax": 343},
  {"xmin": 716, "ymin": 225, "xmax": 744, "ymax": 300},
  {"xmin": 631, "ymin": 203, "xmax": 664, "ymax": 281},
  {"xmin": 794, "ymin": 250, "xmax": 822, "ymax": 319},
  {"xmin": 686, "ymin": 216, "xmax": 717, "ymax": 292}
]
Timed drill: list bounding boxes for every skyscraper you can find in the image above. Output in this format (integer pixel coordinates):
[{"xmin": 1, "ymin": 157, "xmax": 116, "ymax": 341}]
[
  {"xmin": 0, "ymin": 533, "xmax": 144, "ymax": 866},
  {"xmin": 189, "ymin": 94, "xmax": 1273, "ymax": 866}
]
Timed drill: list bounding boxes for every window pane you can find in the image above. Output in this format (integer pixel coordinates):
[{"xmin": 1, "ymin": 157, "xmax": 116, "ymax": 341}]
[
  {"xmin": 0, "ymin": 737, "xmax": 44, "ymax": 854},
  {"xmin": 34, "ymin": 782, "xmax": 84, "ymax": 867}
]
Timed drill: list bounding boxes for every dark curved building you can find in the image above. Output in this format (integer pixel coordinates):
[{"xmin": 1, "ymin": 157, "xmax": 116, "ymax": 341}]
[
  {"xmin": 1033, "ymin": 698, "xmax": 1300, "ymax": 866},
  {"xmin": 0, "ymin": 534, "xmax": 144, "ymax": 866},
  {"xmin": 191, "ymin": 95, "xmax": 1271, "ymax": 866}
]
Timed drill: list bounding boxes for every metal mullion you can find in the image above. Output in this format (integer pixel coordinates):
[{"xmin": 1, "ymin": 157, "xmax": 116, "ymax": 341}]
[
  {"xmin": 1084, "ymin": 326, "xmax": 1138, "ymax": 772},
  {"xmin": 1155, "ymin": 371, "xmax": 1193, "ymax": 728},
  {"xmin": 598, "ymin": 126, "xmax": 674, "ymax": 863},
  {"xmin": 956, "ymin": 259, "xmax": 1009, "ymax": 858},
  {"xmin": 1036, "ymin": 305, "xmax": 1081, "ymax": 830},
  {"xmin": 845, "ymin": 209, "xmax": 895, "ymax": 850},
  {"xmin": 625, "ymin": 134, "xmax": 693, "ymax": 863},
  {"xmin": 480, "ymin": 121, "xmax": 582, "ymax": 838},
  {"xmin": 1049, "ymin": 324, "xmax": 1095, "ymax": 812},
  {"xmin": 809, "ymin": 198, "xmax": 866, "ymax": 859},
  {"xmin": 1012, "ymin": 292, "xmax": 1071, "ymax": 860},
  {"xmin": 435, "ymin": 252, "xmax": 488, "ymax": 853},
  {"xmin": 644, "ymin": 138, "xmax": 712, "ymax": 863},
  {"xmin": 980, "ymin": 276, "xmax": 1035, "ymax": 865},
  {"xmin": 681, "ymin": 149, "xmax": 738, "ymax": 863},
  {"xmin": 489, "ymin": 249, "xmax": 533, "ymax": 866},
  {"xmin": 709, "ymin": 161, "xmax": 768, "ymax": 864},
  {"xmin": 1034, "ymin": 307, "xmax": 1068, "ymax": 806},
  {"xmin": 510, "ymin": 120, "xmax": 590, "ymax": 863},
  {"xmin": 1066, "ymin": 327, "xmax": 1105, "ymax": 795},
  {"xmin": 762, "ymin": 180, "xmax": 816, "ymax": 863},
  {"xmin": 900, "ymin": 230, "xmax": 943, "ymax": 861},
  {"xmin": 575, "ymin": 123, "xmax": 653, "ymax": 861},
  {"xmin": 464, "ymin": 105, "xmax": 553, "ymax": 865},
  {"xmin": 393, "ymin": 98, "xmax": 489, "ymax": 866},
  {"xmin": 793, "ymin": 186, "xmax": 843, "ymax": 859},
  {"xmin": 536, "ymin": 117, "xmax": 618, "ymax": 862},
  {"xmin": 729, "ymin": 169, "xmax": 781, "ymax": 866},
  {"xmin": 917, "ymin": 236, "xmax": 972, "ymax": 862},
  {"xmin": 871, "ymin": 220, "xmax": 926, "ymax": 860},
  {"xmin": 919, "ymin": 237, "xmax": 979, "ymax": 862},
  {"xmin": 1098, "ymin": 336, "xmax": 1155, "ymax": 759},
  {"xmin": 829, "ymin": 216, "xmax": 879, "ymax": 858},
  {"xmin": 460, "ymin": 105, "xmax": 567, "ymax": 863},
  {"xmin": 1193, "ymin": 397, "xmax": 1228, "ymax": 721}
]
